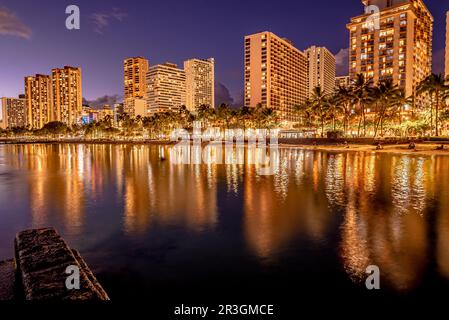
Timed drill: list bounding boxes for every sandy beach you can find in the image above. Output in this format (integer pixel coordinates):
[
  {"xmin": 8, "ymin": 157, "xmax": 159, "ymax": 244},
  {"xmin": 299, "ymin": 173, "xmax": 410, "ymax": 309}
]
[
  {"xmin": 279, "ymin": 142, "xmax": 449, "ymax": 156},
  {"xmin": 2, "ymin": 138, "xmax": 449, "ymax": 156}
]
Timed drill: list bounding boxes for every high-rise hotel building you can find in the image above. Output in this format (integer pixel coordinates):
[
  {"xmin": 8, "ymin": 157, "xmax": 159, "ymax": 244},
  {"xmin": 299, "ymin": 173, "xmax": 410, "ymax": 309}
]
[
  {"xmin": 52, "ymin": 66, "xmax": 82, "ymax": 126},
  {"xmin": 347, "ymin": 0, "xmax": 433, "ymax": 97},
  {"xmin": 305, "ymin": 46, "xmax": 336, "ymax": 96},
  {"xmin": 146, "ymin": 63, "xmax": 186, "ymax": 114},
  {"xmin": 244, "ymin": 31, "xmax": 308, "ymax": 123},
  {"xmin": 184, "ymin": 58, "xmax": 215, "ymax": 111},
  {"xmin": 124, "ymin": 57, "xmax": 149, "ymax": 100},
  {"xmin": 25, "ymin": 74, "xmax": 53, "ymax": 129},
  {"xmin": 0, "ymin": 95, "xmax": 27, "ymax": 129}
]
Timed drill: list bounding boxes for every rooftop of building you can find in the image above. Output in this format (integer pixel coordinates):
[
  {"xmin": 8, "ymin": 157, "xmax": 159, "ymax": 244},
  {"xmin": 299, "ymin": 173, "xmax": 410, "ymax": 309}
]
[{"xmin": 350, "ymin": 0, "xmax": 433, "ymax": 23}]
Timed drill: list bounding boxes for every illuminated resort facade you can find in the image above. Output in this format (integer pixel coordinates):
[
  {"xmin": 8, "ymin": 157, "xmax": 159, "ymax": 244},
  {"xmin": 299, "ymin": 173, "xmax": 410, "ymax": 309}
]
[
  {"xmin": 184, "ymin": 58, "xmax": 215, "ymax": 111},
  {"xmin": 52, "ymin": 66, "xmax": 82, "ymax": 126},
  {"xmin": 244, "ymin": 31, "xmax": 308, "ymax": 123},
  {"xmin": 305, "ymin": 46, "xmax": 336, "ymax": 96},
  {"xmin": 124, "ymin": 57, "xmax": 149, "ymax": 100},
  {"xmin": 0, "ymin": 96, "xmax": 27, "ymax": 129},
  {"xmin": 24, "ymin": 66, "xmax": 83, "ymax": 129},
  {"xmin": 348, "ymin": 0, "xmax": 433, "ymax": 97},
  {"xmin": 25, "ymin": 74, "xmax": 53, "ymax": 129},
  {"xmin": 146, "ymin": 63, "xmax": 186, "ymax": 114}
]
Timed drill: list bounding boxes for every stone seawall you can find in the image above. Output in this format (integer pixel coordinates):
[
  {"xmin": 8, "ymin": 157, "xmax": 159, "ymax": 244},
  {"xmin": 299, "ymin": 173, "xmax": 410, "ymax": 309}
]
[{"xmin": 0, "ymin": 228, "xmax": 109, "ymax": 301}]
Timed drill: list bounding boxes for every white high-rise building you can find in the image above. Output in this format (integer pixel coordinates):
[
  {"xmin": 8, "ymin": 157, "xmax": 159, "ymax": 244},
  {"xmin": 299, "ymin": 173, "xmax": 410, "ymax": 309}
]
[
  {"xmin": 146, "ymin": 63, "xmax": 186, "ymax": 114},
  {"xmin": 305, "ymin": 46, "xmax": 336, "ymax": 96},
  {"xmin": 244, "ymin": 31, "xmax": 308, "ymax": 123},
  {"xmin": 184, "ymin": 58, "xmax": 215, "ymax": 111},
  {"xmin": 348, "ymin": 0, "xmax": 433, "ymax": 97}
]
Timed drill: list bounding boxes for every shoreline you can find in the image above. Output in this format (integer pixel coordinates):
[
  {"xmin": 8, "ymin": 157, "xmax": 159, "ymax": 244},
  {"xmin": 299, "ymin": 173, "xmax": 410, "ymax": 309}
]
[
  {"xmin": 1, "ymin": 139, "xmax": 449, "ymax": 156},
  {"xmin": 279, "ymin": 142, "xmax": 449, "ymax": 156}
]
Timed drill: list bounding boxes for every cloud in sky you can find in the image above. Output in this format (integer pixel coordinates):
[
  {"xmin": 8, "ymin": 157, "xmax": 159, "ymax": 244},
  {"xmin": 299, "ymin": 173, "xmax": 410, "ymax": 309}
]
[
  {"xmin": 335, "ymin": 48, "xmax": 349, "ymax": 76},
  {"xmin": 215, "ymin": 82, "xmax": 244, "ymax": 109},
  {"xmin": 0, "ymin": 7, "xmax": 32, "ymax": 39},
  {"xmin": 90, "ymin": 8, "xmax": 127, "ymax": 34},
  {"xmin": 215, "ymin": 82, "xmax": 234, "ymax": 106},
  {"xmin": 83, "ymin": 95, "xmax": 122, "ymax": 109}
]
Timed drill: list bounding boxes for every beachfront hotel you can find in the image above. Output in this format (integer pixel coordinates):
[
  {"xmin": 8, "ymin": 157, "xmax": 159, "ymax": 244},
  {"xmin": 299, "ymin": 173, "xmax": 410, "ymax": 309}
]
[
  {"xmin": 52, "ymin": 66, "xmax": 82, "ymax": 126},
  {"xmin": 25, "ymin": 74, "xmax": 53, "ymax": 129},
  {"xmin": 124, "ymin": 57, "xmax": 149, "ymax": 100},
  {"xmin": 347, "ymin": 0, "xmax": 433, "ymax": 97},
  {"xmin": 244, "ymin": 31, "xmax": 308, "ymax": 123},
  {"xmin": 305, "ymin": 46, "xmax": 336, "ymax": 97},
  {"xmin": 0, "ymin": 95, "xmax": 27, "ymax": 129},
  {"xmin": 184, "ymin": 58, "xmax": 215, "ymax": 112},
  {"xmin": 146, "ymin": 63, "xmax": 186, "ymax": 114}
]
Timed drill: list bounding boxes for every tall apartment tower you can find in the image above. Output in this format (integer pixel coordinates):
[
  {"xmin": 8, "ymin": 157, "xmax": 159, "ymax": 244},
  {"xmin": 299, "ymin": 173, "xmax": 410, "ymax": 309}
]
[
  {"xmin": 347, "ymin": 0, "xmax": 433, "ymax": 97},
  {"xmin": 25, "ymin": 74, "xmax": 52, "ymax": 129},
  {"xmin": 124, "ymin": 57, "xmax": 149, "ymax": 99},
  {"xmin": 244, "ymin": 31, "xmax": 308, "ymax": 123},
  {"xmin": 146, "ymin": 63, "xmax": 186, "ymax": 114},
  {"xmin": 52, "ymin": 66, "xmax": 82, "ymax": 126},
  {"xmin": 446, "ymin": 11, "xmax": 449, "ymax": 78},
  {"xmin": 305, "ymin": 46, "xmax": 336, "ymax": 96},
  {"xmin": 0, "ymin": 96, "xmax": 27, "ymax": 129},
  {"xmin": 184, "ymin": 58, "xmax": 215, "ymax": 111}
]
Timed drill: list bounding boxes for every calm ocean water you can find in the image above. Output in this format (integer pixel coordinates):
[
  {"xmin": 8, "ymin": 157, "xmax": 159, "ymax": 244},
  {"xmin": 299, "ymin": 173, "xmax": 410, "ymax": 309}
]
[{"xmin": 1, "ymin": 143, "xmax": 449, "ymax": 301}]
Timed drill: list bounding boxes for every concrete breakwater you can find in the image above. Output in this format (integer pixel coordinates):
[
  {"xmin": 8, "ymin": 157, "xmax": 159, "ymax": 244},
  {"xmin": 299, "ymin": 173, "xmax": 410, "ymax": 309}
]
[{"xmin": 0, "ymin": 228, "xmax": 109, "ymax": 301}]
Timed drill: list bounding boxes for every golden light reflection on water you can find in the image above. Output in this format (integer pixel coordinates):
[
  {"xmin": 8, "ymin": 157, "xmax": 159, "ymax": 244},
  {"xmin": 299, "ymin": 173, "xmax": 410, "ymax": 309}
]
[{"xmin": 2, "ymin": 144, "xmax": 449, "ymax": 291}]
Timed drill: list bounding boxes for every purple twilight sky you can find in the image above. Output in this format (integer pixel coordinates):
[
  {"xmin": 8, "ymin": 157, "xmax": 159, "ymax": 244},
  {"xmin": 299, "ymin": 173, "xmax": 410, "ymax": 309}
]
[{"xmin": 0, "ymin": 0, "xmax": 448, "ymax": 107}]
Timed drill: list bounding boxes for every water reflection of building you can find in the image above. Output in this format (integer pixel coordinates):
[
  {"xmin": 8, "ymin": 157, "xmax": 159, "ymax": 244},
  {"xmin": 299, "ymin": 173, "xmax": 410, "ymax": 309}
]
[
  {"xmin": 243, "ymin": 149, "xmax": 330, "ymax": 260},
  {"xmin": 339, "ymin": 153, "xmax": 431, "ymax": 291},
  {"xmin": 434, "ymin": 157, "xmax": 449, "ymax": 280},
  {"xmin": 7, "ymin": 144, "xmax": 86, "ymax": 233},
  {"xmin": 3, "ymin": 143, "xmax": 449, "ymax": 292},
  {"xmin": 122, "ymin": 145, "xmax": 218, "ymax": 234}
]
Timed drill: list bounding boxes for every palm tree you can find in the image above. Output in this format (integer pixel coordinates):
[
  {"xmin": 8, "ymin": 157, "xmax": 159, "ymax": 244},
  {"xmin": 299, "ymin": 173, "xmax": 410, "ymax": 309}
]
[
  {"xmin": 195, "ymin": 104, "xmax": 216, "ymax": 125},
  {"xmin": 176, "ymin": 106, "xmax": 193, "ymax": 129},
  {"xmin": 332, "ymin": 86, "xmax": 354, "ymax": 136},
  {"xmin": 238, "ymin": 106, "xmax": 255, "ymax": 130},
  {"xmin": 309, "ymin": 86, "xmax": 330, "ymax": 137},
  {"xmin": 255, "ymin": 106, "xmax": 279, "ymax": 129},
  {"xmin": 294, "ymin": 100, "xmax": 314, "ymax": 131},
  {"xmin": 351, "ymin": 74, "xmax": 372, "ymax": 137},
  {"xmin": 371, "ymin": 79, "xmax": 402, "ymax": 138},
  {"xmin": 417, "ymin": 74, "xmax": 449, "ymax": 136},
  {"xmin": 217, "ymin": 103, "xmax": 233, "ymax": 129}
]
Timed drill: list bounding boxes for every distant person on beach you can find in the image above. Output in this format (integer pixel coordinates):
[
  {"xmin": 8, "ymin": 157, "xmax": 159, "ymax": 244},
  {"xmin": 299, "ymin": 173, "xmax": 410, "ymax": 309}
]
[
  {"xmin": 408, "ymin": 142, "xmax": 416, "ymax": 150},
  {"xmin": 436, "ymin": 144, "xmax": 444, "ymax": 150},
  {"xmin": 344, "ymin": 141, "xmax": 349, "ymax": 149},
  {"xmin": 376, "ymin": 142, "xmax": 383, "ymax": 150}
]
